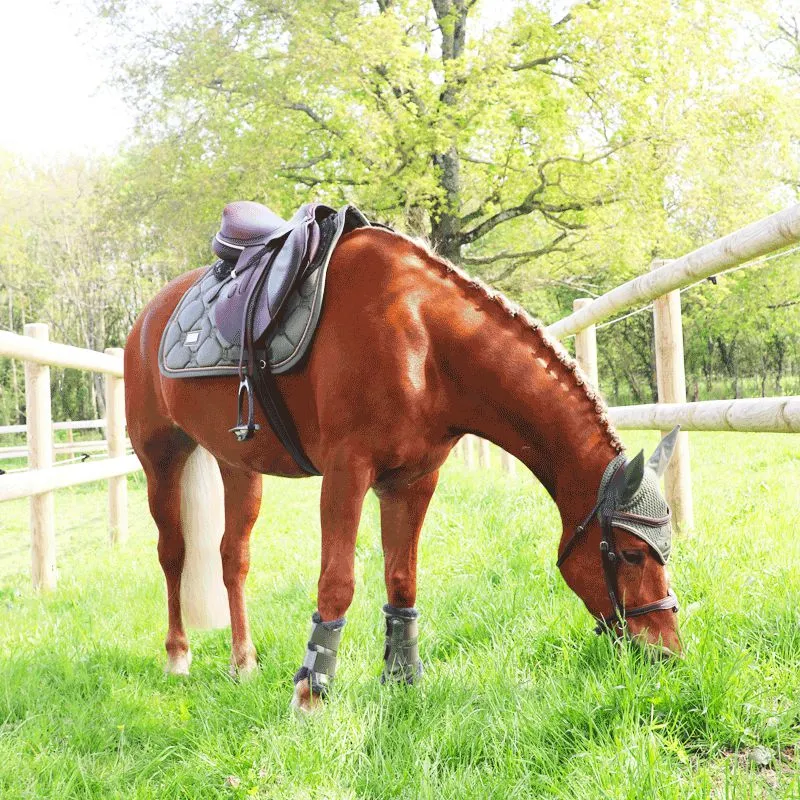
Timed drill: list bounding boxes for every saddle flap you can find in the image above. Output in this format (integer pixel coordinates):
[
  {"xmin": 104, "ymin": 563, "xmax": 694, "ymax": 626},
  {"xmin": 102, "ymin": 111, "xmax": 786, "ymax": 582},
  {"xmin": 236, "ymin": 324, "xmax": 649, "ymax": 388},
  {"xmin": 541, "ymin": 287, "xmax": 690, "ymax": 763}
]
[
  {"xmin": 213, "ymin": 246, "xmax": 277, "ymax": 346},
  {"xmin": 251, "ymin": 221, "xmax": 317, "ymax": 342}
]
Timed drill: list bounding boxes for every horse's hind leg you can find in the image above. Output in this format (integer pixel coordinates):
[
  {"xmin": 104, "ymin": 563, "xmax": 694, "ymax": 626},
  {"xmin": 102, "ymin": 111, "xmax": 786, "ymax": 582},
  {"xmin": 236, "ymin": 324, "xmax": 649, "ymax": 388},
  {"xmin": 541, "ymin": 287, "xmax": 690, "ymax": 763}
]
[
  {"xmin": 138, "ymin": 429, "xmax": 196, "ymax": 675},
  {"xmin": 217, "ymin": 464, "xmax": 262, "ymax": 677},
  {"xmin": 376, "ymin": 470, "xmax": 439, "ymax": 683}
]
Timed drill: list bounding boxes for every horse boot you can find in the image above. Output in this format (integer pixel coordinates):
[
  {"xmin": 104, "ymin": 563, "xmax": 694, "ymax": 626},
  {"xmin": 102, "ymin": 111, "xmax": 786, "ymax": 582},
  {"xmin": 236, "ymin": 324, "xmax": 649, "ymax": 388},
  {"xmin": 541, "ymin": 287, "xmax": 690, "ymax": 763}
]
[
  {"xmin": 292, "ymin": 612, "xmax": 345, "ymax": 711},
  {"xmin": 381, "ymin": 604, "xmax": 423, "ymax": 684}
]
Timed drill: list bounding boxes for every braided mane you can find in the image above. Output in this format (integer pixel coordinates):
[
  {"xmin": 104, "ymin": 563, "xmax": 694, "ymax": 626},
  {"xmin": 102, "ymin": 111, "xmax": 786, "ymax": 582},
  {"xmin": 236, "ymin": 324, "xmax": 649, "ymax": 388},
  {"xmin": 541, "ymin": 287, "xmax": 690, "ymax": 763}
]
[{"xmin": 395, "ymin": 231, "xmax": 624, "ymax": 453}]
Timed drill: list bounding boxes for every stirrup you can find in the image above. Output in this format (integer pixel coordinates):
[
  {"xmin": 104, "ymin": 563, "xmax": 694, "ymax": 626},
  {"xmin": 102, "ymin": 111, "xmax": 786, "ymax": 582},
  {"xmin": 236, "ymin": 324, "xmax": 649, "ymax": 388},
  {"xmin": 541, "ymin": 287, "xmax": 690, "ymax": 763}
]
[{"xmin": 229, "ymin": 376, "xmax": 261, "ymax": 442}]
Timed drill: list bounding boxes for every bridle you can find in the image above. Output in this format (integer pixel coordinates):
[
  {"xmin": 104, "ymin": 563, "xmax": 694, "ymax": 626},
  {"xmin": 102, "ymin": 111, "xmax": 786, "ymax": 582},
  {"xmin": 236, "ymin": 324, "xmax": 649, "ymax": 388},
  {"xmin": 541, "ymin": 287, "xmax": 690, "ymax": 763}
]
[{"xmin": 557, "ymin": 462, "xmax": 679, "ymax": 635}]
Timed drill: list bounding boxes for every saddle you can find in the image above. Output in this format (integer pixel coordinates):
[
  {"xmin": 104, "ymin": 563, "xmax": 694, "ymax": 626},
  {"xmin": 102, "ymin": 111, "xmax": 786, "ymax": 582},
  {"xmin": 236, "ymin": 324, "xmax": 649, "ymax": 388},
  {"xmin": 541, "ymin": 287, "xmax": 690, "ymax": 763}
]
[
  {"xmin": 209, "ymin": 199, "xmax": 371, "ymax": 472},
  {"xmin": 213, "ymin": 201, "xmax": 326, "ymax": 350}
]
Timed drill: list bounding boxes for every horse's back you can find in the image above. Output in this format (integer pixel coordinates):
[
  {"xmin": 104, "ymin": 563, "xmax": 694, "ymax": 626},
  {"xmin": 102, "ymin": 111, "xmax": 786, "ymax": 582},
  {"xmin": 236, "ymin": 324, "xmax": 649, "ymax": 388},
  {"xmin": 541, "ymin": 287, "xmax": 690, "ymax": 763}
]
[{"xmin": 125, "ymin": 228, "xmax": 451, "ymax": 476}]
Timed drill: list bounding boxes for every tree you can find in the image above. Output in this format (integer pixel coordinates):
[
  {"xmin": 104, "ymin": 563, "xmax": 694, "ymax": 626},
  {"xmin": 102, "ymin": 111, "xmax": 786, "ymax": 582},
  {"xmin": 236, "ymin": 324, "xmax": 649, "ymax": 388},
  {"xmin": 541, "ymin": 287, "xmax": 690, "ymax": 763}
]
[
  {"xmin": 95, "ymin": 0, "xmax": 800, "ymax": 290},
  {"xmin": 0, "ymin": 155, "xmax": 145, "ymax": 421}
]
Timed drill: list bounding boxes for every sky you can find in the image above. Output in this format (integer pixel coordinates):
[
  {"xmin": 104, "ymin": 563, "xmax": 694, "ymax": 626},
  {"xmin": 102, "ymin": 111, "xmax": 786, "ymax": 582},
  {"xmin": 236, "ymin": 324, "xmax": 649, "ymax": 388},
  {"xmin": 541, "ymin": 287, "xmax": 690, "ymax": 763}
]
[
  {"xmin": 0, "ymin": 0, "xmax": 133, "ymax": 160},
  {"xmin": 0, "ymin": 0, "xmax": 529, "ymax": 162}
]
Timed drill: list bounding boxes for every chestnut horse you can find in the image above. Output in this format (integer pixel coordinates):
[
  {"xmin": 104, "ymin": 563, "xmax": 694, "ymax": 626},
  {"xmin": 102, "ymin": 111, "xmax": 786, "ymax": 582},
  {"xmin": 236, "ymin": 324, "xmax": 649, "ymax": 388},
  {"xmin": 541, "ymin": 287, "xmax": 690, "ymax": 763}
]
[{"xmin": 125, "ymin": 226, "xmax": 681, "ymax": 711}]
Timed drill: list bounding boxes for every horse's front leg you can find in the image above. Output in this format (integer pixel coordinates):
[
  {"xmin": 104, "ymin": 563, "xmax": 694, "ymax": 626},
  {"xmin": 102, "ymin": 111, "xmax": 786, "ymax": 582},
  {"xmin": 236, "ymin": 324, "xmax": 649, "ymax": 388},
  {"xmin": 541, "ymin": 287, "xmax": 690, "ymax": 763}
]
[
  {"xmin": 291, "ymin": 448, "xmax": 373, "ymax": 712},
  {"xmin": 218, "ymin": 464, "xmax": 262, "ymax": 678},
  {"xmin": 376, "ymin": 470, "xmax": 438, "ymax": 683}
]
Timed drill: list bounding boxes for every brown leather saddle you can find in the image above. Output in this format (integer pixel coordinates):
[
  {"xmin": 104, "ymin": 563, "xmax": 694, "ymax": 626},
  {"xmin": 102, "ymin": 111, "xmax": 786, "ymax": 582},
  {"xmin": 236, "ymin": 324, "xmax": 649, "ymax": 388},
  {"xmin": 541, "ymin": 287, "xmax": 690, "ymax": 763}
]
[{"xmin": 210, "ymin": 199, "xmax": 371, "ymax": 473}]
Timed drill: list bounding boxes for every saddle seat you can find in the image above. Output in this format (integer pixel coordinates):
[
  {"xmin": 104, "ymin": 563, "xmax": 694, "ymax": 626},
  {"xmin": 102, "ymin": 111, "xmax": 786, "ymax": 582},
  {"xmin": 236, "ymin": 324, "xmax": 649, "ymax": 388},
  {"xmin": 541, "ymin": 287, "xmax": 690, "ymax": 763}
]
[{"xmin": 212, "ymin": 200, "xmax": 288, "ymax": 262}]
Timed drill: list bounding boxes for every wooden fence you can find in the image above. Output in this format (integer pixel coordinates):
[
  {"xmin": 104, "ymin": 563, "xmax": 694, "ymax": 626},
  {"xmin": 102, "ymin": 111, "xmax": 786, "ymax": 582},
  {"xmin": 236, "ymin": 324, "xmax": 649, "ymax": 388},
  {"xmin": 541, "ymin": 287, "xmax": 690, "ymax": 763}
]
[
  {"xmin": 2, "ymin": 204, "xmax": 799, "ymax": 587},
  {"xmin": 0, "ymin": 419, "xmax": 128, "ymax": 461},
  {"xmin": 0, "ymin": 325, "xmax": 141, "ymax": 590},
  {"xmin": 461, "ymin": 203, "xmax": 800, "ymax": 531}
]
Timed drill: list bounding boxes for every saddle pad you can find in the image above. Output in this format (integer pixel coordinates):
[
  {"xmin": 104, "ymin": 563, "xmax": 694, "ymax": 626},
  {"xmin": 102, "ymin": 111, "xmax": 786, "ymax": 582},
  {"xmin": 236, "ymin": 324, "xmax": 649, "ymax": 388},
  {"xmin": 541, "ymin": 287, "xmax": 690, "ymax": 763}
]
[{"xmin": 158, "ymin": 206, "xmax": 365, "ymax": 378}]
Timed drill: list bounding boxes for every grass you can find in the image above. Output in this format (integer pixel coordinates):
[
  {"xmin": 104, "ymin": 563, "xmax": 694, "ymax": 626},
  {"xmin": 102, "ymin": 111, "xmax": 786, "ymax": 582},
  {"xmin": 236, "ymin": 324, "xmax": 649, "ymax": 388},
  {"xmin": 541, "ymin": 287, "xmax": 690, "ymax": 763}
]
[{"xmin": 0, "ymin": 431, "xmax": 799, "ymax": 798}]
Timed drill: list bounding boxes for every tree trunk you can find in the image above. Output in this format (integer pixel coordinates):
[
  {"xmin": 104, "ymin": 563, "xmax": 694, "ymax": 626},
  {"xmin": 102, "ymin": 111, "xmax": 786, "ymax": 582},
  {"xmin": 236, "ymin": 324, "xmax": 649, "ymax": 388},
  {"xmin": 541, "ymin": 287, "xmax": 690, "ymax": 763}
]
[
  {"xmin": 770, "ymin": 334, "xmax": 786, "ymax": 395},
  {"xmin": 93, "ymin": 373, "xmax": 107, "ymax": 420},
  {"xmin": 716, "ymin": 336, "xmax": 738, "ymax": 398},
  {"xmin": 430, "ymin": 146, "xmax": 463, "ymax": 263},
  {"xmin": 430, "ymin": 0, "xmax": 469, "ymax": 264},
  {"xmin": 8, "ymin": 288, "xmax": 22, "ymax": 423},
  {"xmin": 704, "ymin": 337, "xmax": 714, "ymax": 393},
  {"xmin": 621, "ymin": 360, "xmax": 644, "ymax": 403}
]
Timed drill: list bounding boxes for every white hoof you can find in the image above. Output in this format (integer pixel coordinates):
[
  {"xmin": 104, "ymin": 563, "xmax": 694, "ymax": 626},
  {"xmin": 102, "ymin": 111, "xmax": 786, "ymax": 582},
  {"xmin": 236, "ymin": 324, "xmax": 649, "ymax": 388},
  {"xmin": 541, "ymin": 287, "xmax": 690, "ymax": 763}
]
[
  {"xmin": 229, "ymin": 656, "xmax": 259, "ymax": 680},
  {"xmin": 165, "ymin": 650, "xmax": 192, "ymax": 676},
  {"xmin": 290, "ymin": 679, "xmax": 324, "ymax": 714}
]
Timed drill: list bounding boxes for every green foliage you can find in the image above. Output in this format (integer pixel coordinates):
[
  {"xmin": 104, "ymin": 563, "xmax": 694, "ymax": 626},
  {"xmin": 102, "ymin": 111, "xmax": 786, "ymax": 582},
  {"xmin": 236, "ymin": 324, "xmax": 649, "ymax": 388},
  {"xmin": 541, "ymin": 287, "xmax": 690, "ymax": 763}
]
[
  {"xmin": 92, "ymin": 0, "xmax": 800, "ymax": 271},
  {"xmin": 0, "ymin": 432, "xmax": 799, "ymax": 797},
  {"xmin": 1, "ymin": 0, "xmax": 799, "ymax": 422}
]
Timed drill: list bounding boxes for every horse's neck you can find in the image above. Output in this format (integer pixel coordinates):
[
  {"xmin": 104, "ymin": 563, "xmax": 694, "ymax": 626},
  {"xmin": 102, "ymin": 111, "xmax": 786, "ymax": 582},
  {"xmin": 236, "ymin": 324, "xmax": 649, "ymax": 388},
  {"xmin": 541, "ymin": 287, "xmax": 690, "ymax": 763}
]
[{"xmin": 435, "ymin": 286, "xmax": 620, "ymax": 521}]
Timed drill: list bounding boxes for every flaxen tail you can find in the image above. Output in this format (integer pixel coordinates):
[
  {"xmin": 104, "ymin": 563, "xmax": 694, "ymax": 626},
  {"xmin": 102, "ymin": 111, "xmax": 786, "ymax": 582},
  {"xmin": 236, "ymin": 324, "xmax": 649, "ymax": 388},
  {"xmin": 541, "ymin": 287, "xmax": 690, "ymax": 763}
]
[{"xmin": 179, "ymin": 446, "xmax": 230, "ymax": 629}]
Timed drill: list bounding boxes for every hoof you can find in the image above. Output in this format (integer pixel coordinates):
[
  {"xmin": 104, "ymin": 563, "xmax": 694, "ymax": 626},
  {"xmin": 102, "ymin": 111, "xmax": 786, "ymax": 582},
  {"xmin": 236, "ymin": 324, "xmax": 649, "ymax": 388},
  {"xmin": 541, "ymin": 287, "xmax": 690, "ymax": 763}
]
[
  {"xmin": 290, "ymin": 679, "xmax": 324, "ymax": 714},
  {"xmin": 229, "ymin": 651, "xmax": 259, "ymax": 680},
  {"xmin": 165, "ymin": 650, "xmax": 192, "ymax": 676}
]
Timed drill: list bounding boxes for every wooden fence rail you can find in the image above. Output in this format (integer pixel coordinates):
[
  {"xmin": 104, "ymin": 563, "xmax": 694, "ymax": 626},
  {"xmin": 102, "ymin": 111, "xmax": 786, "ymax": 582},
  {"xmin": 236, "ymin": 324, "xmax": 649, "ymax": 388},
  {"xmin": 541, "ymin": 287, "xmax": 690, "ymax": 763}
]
[
  {"xmin": 547, "ymin": 203, "xmax": 800, "ymax": 339},
  {"xmin": 0, "ymin": 419, "xmax": 107, "ymax": 435},
  {"xmin": 0, "ymin": 440, "xmax": 130, "ymax": 460},
  {"xmin": 0, "ymin": 324, "xmax": 141, "ymax": 589},
  {"xmin": 0, "ymin": 329, "xmax": 124, "ymax": 376},
  {"xmin": 460, "ymin": 204, "xmax": 800, "ymax": 531},
  {"xmin": 609, "ymin": 396, "xmax": 800, "ymax": 433},
  {"xmin": 0, "ymin": 454, "xmax": 142, "ymax": 503}
]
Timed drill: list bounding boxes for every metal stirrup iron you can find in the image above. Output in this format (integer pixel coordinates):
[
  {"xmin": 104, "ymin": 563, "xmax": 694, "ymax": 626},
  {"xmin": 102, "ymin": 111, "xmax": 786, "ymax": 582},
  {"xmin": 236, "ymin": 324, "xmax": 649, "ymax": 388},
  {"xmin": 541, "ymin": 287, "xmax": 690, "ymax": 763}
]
[
  {"xmin": 229, "ymin": 375, "xmax": 260, "ymax": 442},
  {"xmin": 381, "ymin": 604, "xmax": 423, "ymax": 684},
  {"xmin": 293, "ymin": 612, "xmax": 345, "ymax": 697}
]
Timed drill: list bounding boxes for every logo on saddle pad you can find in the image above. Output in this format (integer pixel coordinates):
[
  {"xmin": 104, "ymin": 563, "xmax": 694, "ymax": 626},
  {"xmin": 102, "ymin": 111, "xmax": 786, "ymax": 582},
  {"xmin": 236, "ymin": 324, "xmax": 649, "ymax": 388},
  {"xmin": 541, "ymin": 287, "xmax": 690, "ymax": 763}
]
[{"xmin": 184, "ymin": 330, "xmax": 201, "ymax": 346}]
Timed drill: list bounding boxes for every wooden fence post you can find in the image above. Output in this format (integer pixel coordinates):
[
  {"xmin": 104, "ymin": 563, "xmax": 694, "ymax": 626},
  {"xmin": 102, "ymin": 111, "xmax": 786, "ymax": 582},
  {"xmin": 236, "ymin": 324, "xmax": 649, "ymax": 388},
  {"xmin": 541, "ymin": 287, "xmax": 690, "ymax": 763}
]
[
  {"xmin": 573, "ymin": 298, "xmax": 599, "ymax": 388},
  {"xmin": 24, "ymin": 323, "xmax": 57, "ymax": 590},
  {"xmin": 499, "ymin": 448, "xmax": 517, "ymax": 476},
  {"xmin": 65, "ymin": 421, "xmax": 74, "ymax": 461},
  {"xmin": 650, "ymin": 260, "xmax": 694, "ymax": 530},
  {"xmin": 461, "ymin": 435, "xmax": 476, "ymax": 469},
  {"xmin": 105, "ymin": 347, "xmax": 128, "ymax": 544},
  {"xmin": 476, "ymin": 437, "xmax": 491, "ymax": 469}
]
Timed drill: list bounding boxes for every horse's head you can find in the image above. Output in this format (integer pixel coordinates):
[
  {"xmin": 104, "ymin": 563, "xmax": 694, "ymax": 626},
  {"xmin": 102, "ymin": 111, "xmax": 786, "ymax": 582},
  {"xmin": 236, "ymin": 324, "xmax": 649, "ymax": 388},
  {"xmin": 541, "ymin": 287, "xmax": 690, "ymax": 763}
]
[{"xmin": 558, "ymin": 428, "xmax": 682, "ymax": 656}]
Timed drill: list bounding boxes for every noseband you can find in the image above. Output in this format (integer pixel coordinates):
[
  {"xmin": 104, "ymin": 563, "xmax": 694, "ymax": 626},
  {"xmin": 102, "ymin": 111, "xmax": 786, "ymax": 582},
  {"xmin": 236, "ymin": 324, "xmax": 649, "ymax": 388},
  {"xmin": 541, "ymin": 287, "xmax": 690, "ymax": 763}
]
[{"xmin": 557, "ymin": 462, "xmax": 679, "ymax": 635}]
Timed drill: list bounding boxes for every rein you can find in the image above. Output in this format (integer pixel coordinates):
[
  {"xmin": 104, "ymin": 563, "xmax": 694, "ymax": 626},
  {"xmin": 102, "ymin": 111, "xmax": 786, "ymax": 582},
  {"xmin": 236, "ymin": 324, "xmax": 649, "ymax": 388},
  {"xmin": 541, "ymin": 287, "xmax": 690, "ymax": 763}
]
[{"xmin": 557, "ymin": 463, "xmax": 679, "ymax": 635}]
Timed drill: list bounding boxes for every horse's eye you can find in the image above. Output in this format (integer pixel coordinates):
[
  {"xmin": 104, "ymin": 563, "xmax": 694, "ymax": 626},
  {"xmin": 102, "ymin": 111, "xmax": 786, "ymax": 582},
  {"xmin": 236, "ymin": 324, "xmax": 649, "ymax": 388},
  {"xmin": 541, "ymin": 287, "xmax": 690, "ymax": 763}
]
[{"xmin": 621, "ymin": 550, "xmax": 645, "ymax": 565}]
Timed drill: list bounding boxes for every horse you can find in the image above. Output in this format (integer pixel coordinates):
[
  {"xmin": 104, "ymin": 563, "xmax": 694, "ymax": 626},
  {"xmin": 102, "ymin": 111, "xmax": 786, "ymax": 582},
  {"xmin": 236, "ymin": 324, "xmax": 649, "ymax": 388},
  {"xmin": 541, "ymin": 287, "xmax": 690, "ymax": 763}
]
[{"xmin": 124, "ymin": 225, "xmax": 681, "ymax": 712}]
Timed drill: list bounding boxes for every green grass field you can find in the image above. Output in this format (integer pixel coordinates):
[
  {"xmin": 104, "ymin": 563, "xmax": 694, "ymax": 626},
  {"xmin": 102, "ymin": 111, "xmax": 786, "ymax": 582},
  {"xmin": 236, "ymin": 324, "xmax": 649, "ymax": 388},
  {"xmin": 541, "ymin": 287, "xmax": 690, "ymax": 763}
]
[{"xmin": 0, "ymin": 431, "xmax": 799, "ymax": 799}]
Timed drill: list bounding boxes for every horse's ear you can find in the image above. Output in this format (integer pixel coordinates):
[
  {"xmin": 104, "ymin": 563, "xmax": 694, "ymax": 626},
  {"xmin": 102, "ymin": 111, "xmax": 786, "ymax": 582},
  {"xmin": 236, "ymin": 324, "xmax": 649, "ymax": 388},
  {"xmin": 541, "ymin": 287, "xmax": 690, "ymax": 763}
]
[
  {"xmin": 647, "ymin": 426, "xmax": 681, "ymax": 477},
  {"xmin": 619, "ymin": 450, "xmax": 645, "ymax": 504}
]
